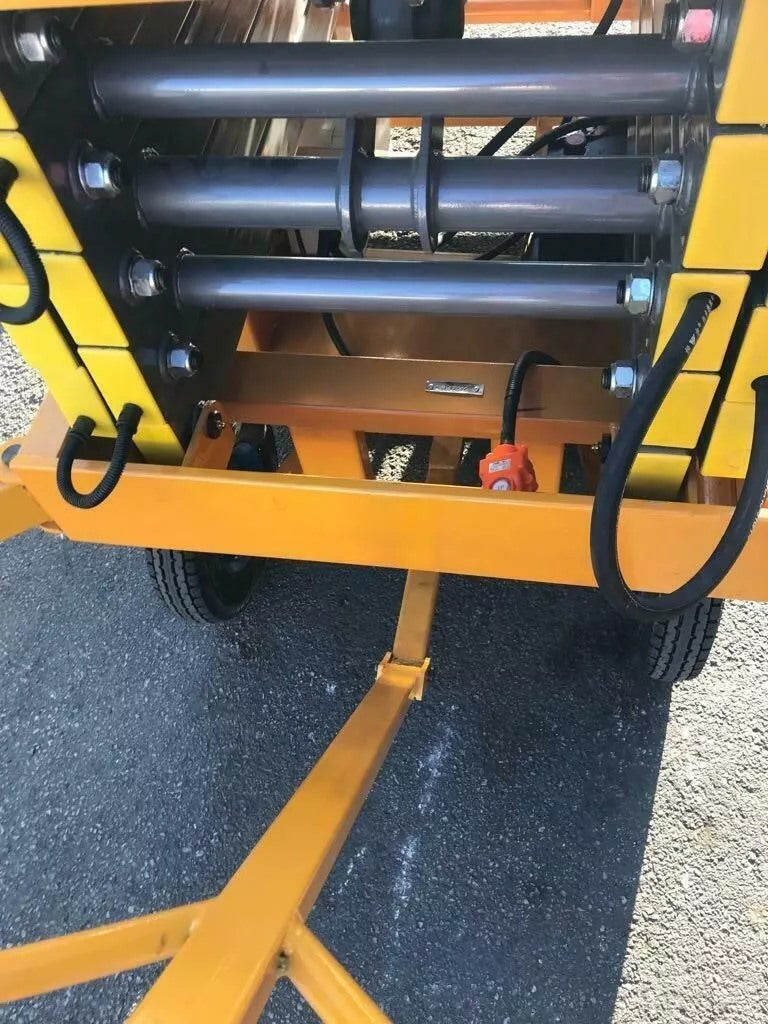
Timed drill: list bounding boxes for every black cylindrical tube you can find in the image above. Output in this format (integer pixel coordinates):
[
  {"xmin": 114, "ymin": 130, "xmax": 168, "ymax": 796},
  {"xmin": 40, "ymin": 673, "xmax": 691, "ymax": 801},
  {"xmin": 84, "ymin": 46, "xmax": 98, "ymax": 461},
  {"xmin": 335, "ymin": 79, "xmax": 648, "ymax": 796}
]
[
  {"xmin": 173, "ymin": 255, "xmax": 644, "ymax": 319},
  {"xmin": 92, "ymin": 36, "xmax": 705, "ymax": 119},
  {"xmin": 135, "ymin": 155, "xmax": 659, "ymax": 235},
  {"xmin": 135, "ymin": 157, "xmax": 341, "ymax": 230}
]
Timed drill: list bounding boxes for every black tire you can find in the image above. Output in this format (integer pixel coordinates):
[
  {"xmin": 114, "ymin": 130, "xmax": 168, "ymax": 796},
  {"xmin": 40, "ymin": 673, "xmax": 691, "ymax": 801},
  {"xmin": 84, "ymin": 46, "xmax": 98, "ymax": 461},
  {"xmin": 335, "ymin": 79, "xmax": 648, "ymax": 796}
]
[
  {"xmin": 147, "ymin": 425, "xmax": 277, "ymax": 623},
  {"xmin": 647, "ymin": 599, "xmax": 724, "ymax": 683},
  {"xmin": 146, "ymin": 549, "xmax": 260, "ymax": 623}
]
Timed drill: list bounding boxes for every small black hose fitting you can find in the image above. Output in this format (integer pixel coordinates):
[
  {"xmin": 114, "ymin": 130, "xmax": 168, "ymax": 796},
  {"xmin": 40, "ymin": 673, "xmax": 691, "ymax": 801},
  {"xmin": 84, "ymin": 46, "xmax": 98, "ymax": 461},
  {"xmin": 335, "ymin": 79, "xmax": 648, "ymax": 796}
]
[
  {"xmin": 56, "ymin": 403, "xmax": 142, "ymax": 510},
  {"xmin": 0, "ymin": 157, "xmax": 49, "ymax": 326},
  {"xmin": 590, "ymin": 293, "xmax": 768, "ymax": 623}
]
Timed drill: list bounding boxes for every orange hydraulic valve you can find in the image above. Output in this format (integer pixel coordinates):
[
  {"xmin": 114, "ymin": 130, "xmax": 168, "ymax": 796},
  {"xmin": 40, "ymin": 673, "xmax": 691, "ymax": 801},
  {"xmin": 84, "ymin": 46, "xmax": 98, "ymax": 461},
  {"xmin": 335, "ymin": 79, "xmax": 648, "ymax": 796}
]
[{"xmin": 479, "ymin": 443, "xmax": 538, "ymax": 492}]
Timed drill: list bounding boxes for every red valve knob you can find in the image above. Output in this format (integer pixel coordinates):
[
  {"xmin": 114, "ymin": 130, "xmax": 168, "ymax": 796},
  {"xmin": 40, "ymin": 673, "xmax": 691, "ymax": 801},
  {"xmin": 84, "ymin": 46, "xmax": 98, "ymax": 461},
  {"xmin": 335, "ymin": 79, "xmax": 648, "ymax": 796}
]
[{"xmin": 479, "ymin": 443, "xmax": 538, "ymax": 493}]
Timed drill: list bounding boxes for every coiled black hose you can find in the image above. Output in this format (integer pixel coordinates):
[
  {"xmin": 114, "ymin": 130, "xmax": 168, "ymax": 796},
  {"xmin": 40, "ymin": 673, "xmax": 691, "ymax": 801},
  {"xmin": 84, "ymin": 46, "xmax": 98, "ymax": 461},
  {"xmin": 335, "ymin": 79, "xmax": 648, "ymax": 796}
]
[
  {"xmin": 0, "ymin": 172, "xmax": 49, "ymax": 326},
  {"xmin": 56, "ymin": 403, "xmax": 142, "ymax": 509},
  {"xmin": 590, "ymin": 293, "xmax": 768, "ymax": 622}
]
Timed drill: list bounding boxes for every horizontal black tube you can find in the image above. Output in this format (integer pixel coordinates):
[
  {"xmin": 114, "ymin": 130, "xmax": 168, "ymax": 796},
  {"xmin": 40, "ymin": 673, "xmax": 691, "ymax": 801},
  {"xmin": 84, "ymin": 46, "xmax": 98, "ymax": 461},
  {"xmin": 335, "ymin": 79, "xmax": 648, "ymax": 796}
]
[
  {"xmin": 92, "ymin": 36, "xmax": 706, "ymax": 119},
  {"xmin": 173, "ymin": 255, "xmax": 645, "ymax": 319},
  {"xmin": 135, "ymin": 155, "xmax": 659, "ymax": 236}
]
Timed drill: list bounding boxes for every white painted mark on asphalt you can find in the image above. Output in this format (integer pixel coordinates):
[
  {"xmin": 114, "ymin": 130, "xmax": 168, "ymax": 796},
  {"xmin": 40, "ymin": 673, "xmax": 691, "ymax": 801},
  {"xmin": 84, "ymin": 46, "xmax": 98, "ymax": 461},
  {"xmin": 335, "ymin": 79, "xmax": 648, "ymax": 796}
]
[
  {"xmin": 335, "ymin": 844, "xmax": 367, "ymax": 895},
  {"xmin": 418, "ymin": 726, "xmax": 454, "ymax": 814}
]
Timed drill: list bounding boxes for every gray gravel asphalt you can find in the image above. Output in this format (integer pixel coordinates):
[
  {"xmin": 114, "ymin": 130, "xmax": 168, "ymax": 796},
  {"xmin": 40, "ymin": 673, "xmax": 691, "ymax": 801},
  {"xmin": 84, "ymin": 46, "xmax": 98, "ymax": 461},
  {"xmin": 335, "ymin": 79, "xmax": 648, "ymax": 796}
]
[{"xmin": 0, "ymin": 15, "xmax": 767, "ymax": 1024}]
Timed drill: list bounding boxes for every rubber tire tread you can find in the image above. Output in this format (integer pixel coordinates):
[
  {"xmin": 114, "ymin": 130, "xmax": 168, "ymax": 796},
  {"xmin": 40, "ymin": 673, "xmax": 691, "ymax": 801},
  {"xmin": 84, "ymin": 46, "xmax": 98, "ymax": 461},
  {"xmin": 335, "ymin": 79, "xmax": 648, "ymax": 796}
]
[
  {"xmin": 145, "ymin": 548, "xmax": 252, "ymax": 624},
  {"xmin": 647, "ymin": 598, "xmax": 724, "ymax": 683}
]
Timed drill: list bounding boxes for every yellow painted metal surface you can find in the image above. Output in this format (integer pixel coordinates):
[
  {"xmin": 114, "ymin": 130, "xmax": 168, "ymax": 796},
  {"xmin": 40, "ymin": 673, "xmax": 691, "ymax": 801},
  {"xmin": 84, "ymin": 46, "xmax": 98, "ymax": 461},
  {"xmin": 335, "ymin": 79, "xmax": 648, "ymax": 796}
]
[
  {"xmin": 684, "ymin": 135, "xmax": 768, "ymax": 272},
  {"xmin": 0, "ymin": 302, "xmax": 115, "ymax": 436},
  {"xmin": 126, "ymin": 667, "xmax": 416, "ymax": 1024},
  {"xmin": 79, "ymin": 348, "xmax": 183, "ymax": 464},
  {"xmin": 0, "ymin": 132, "xmax": 80, "ymax": 253},
  {"xmin": 43, "ymin": 254, "xmax": 129, "ymax": 349},
  {"xmin": 717, "ymin": 0, "xmax": 768, "ymax": 125},
  {"xmin": 701, "ymin": 401, "xmax": 754, "ymax": 479},
  {"xmin": 643, "ymin": 372, "xmax": 719, "ymax": 450},
  {"xmin": 0, "ymin": 94, "xmax": 16, "ymax": 131},
  {"xmin": 626, "ymin": 450, "xmax": 691, "ymax": 501},
  {"xmin": 291, "ymin": 428, "xmax": 370, "ymax": 479},
  {"xmin": 726, "ymin": 306, "xmax": 768, "ymax": 404},
  {"xmin": 14, "ymin": 440, "xmax": 768, "ymax": 602},
  {"xmin": 0, "ymin": 902, "xmax": 209, "ymax": 1003},
  {"xmin": 0, "ymin": 470, "xmax": 47, "ymax": 540},
  {"xmin": 654, "ymin": 272, "xmax": 749, "ymax": 372},
  {"xmin": 287, "ymin": 922, "xmax": 394, "ymax": 1024}
]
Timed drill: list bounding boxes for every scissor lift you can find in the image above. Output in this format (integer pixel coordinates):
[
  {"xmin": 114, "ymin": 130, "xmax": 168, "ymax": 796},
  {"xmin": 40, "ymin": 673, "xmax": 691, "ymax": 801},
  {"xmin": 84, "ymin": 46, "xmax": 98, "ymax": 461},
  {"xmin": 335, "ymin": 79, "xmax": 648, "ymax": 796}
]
[{"xmin": 0, "ymin": 0, "xmax": 767, "ymax": 1019}]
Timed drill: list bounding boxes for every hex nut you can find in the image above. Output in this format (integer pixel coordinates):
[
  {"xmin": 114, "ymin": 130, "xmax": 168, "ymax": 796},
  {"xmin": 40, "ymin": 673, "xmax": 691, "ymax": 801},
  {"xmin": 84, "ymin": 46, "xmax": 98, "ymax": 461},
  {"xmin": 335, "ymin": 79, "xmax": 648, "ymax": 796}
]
[
  {"xmin": 650, "ymin": 157, "xmax": 684, "ymax": 206},
  {"xmin": 609, "ymin": 361, "xmax": 637, "ymax": 400},
  {"xmin": 128, "ymin": 256, "xmax": 166, "ymax": 299},
  {"xmin": 680, "ymin": 6, "xmax": 715, "ymax": 45},
  {"xmin": 623, "ymin": 274, "xmax": 654, "ymax": 317},
  {"xmin": 14, "ymin": 14, "xmax": 63, "ymax": 64},
  {"xmin": 78, "ymin": 147, "xmax": 122, "ymax": 199},
  {"xmin": 166, "ymin": 340, "xmax": 201, "ymax": 382}
]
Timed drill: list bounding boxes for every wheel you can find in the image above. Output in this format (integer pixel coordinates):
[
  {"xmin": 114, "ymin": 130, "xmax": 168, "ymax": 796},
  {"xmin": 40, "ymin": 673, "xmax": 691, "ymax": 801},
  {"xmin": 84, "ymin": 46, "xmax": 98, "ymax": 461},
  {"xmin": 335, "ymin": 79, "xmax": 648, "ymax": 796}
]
[
  {"xmin": 147, "ymin": 425, "xmax": 277, "ymax": 623},
  {"xmin": 146, "ymin": 549, "xmax": 260, "ymax": 623},
  {"xmin": 647, "ymin": 598, "xmax": 724, "ymax": 683}
]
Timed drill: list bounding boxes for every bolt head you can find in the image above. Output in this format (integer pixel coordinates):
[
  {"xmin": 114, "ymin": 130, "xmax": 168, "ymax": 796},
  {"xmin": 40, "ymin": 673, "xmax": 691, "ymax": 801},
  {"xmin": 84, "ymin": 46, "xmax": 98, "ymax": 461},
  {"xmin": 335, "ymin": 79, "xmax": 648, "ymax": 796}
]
[
  {"xmin": 609, "ymin": 362, "xmax": 637, "ymax": 400},
  {"xmin": 649, "ymin": 157, "xmax": 683, "ymax": 206},
  {"xmin": 166, "ymin": 341, "xmax": 201, "ymax": 382},
  {"xmin": 623, "ymin": 274, "xmax": 654, "ymax": 317}
]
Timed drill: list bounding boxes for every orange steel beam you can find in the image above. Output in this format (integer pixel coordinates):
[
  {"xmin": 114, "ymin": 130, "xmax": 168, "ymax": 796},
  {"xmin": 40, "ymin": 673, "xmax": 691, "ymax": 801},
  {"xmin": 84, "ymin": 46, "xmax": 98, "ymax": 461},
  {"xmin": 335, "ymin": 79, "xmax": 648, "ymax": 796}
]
[
  {"xmin": 220, "ymin": 355, "xmax": 622, "ymax": 446},
  {"xmin": 0, "ymin": 902, "xmax": 210, "ymax": 1003},
  {"xmin": 339, "ymin": 0, "xmax": 637, "ymax": 29},
  {"xmin": 13, "ymin": 457, "xmax": 768, "ymax": 603}
]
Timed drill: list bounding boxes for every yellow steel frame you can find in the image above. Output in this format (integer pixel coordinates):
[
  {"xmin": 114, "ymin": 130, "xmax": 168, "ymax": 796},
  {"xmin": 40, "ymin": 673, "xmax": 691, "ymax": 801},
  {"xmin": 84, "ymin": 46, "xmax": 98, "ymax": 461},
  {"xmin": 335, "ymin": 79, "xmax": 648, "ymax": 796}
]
[{"xmin": 4, "ymin": 397, "xmax": 768, "ymax": 602}]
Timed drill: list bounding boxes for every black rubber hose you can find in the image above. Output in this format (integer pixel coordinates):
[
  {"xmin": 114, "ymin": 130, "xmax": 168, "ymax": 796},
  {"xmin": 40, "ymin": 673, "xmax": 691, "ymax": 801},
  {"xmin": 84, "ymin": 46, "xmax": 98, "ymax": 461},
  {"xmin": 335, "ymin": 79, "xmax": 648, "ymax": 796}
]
[
  {"xmin": 56, "ymin": 403, "xmax": 142, "ymax": 509},
  {"xmin": 0, "ymin": 199, "xmax": 49, "ymax": 325},
  {"xmin": 477, "ymin": 0, "xmax": 624, "ymax": 159},
  {"xmin": 591, "ymin": 293, "xmax": 768, "ymax": 622},
  {"xmin": 501, "ymin": 351, "xmax": 560, "ymax": 444}
]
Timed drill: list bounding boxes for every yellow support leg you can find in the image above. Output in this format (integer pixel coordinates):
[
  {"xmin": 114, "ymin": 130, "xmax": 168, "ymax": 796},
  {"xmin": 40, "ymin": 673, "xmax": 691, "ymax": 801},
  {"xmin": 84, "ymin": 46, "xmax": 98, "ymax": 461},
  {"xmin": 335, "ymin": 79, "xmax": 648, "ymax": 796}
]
[
  {"xmin": 286, "ymin": 921, "xmax": 394, "ymax": 1024},
  {"xmin": 0, "ymin": 903, "xmax": 209, "ymax": 1003}
]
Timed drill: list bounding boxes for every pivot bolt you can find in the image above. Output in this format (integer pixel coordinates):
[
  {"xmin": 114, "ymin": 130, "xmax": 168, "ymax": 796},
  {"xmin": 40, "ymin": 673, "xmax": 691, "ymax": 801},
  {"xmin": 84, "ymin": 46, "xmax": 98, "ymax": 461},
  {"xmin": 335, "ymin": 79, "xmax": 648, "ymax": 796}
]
[
  {"xmin": 13, "ymin": 13, "xmax": 65, "ymax": 64},
  {"xmin": 206, "ymin": 409, "xmax": 226, "ymax": 438},
  {"xmin": 649, "ymin": 157, "xmax": 684, "ymax": 206},
  {"xmin": 165, "ymin": 338, "xmax": 201, "ymax": 382},
  {"xmin": 128, "ymin": 254, "xmax": 167, "ymax": 299},
  {"xmin": 77, "ymin": 144, "xmax": 122, "ymax": 199},
  {"xmin": 622, "ymin": 273, "xmax": 654, "ymax": 317}
]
